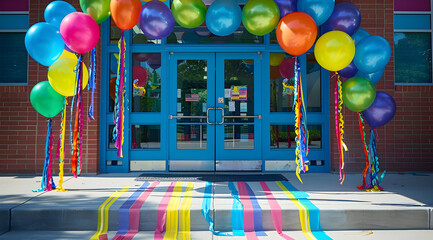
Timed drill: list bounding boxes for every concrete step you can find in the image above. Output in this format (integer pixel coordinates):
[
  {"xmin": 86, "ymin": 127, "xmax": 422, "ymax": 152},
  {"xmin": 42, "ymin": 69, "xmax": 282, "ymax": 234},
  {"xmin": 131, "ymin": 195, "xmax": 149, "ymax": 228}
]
[
  {"xmin": 5, "ymin": 177, "xmax": 433, "ymax": 232},
  {"xmin": 1, "ymin": 230, "xmax": 433, "ymax": 240}
]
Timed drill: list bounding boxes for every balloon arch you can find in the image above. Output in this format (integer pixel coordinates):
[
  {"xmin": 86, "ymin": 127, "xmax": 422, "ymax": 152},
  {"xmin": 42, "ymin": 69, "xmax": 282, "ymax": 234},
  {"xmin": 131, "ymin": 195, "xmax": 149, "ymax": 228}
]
[{"xmin": 26, "ymin": 0, "xmax": 394, "ymax": 192}]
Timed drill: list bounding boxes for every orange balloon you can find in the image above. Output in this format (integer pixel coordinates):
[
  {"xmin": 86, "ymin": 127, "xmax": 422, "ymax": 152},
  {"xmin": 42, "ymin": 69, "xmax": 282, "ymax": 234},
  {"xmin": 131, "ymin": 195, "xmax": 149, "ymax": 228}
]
[
  {"xmin": 110, "ymin": 0, "xmax": 142, "ymax": 30},
  {"xmin": 277, "ymin": 12, "xmax": 318, "ymax": 56}
]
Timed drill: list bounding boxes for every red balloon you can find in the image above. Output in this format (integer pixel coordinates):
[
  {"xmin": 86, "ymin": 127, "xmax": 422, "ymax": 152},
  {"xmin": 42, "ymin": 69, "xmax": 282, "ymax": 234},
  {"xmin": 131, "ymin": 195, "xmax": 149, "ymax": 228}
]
[
  {"xmin": 279, "ymin": 57, "xmax": 295, "ymax": 79},
  {"xmin": 133, "ymin": 65, "xmax": 148, "ymax": 87},
  {"xmin": 270, "ymin": 66, "xmax": 282, "ymax": 80},
  {"xmin": 110, "ymin": 0, "xmax": 142, "ymax": 30},
  {"xmin": 277, "ymin": 12, "xmax": 317, "ymax": 56}
]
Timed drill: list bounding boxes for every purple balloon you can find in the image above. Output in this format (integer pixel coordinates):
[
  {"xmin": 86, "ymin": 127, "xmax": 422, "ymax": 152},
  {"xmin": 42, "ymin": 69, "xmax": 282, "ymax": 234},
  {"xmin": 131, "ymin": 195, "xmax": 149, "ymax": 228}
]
[
  {"xmin": 147, "ymin": 53, "xmax": 161, "ymax": 70},
  {"xmin": 274, "ymin": 0, "xmax": 297, "ymax": 19},
  {"xmin": 362, "ymin": 91, "xmax": 396, "ymax": 128},
  {"xmin": 322, "ymin": 2, "xmax": 361, "ymax": 36},
  {"xmin": 139, "ymin": 0, "xmax": 175, "ymax": 39},
  {"xmin": 338, "ymin": 61, "xmax": 358, "ymax": 78}
]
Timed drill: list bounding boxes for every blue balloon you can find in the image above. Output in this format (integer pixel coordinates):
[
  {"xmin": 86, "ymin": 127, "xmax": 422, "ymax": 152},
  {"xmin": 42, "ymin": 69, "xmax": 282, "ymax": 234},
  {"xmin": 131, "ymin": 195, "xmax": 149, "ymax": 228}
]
[
  {"xmin": 206, "ymin": 0, "xmax": 242, "ymax": 36},
  {"xmin": 354, "ymin": 35, "xmax": 391, "ymax": 74},
  {"xmin": 25, "ymin": 22, "xmax": 64, "ymax": 67},
  {"xmin": 297, "ymin": 0, "xmax": 335, "ymax": 26},
  {"xmin": 351, "ymin": 28, "xmax": 370, "ymax": 45},
  {"xmin": 274, "ymin": 0, "xmax": 297, "ymax": 19},
  {"xmin": 338, "ymin": 61, "xmax": 358, "ymax": 78},
  {"xmin": 356, "ymin": 68, "xmax": 384, "ymax": 85},
  {"xmin": 322, "ymin": 2, "xmax": 361, "ymax": 36},
  {"xmin": 362, "ymin": 91, "xmax": 396, "ymax": 128},
  {"xmin": 44, "ymin": 1, "xmax": 76, "ymax": 29},
  {"xmin": 139, "ymin": 0, "xmax": 175, "ymax": 39},
  {"xmin": 181, "ymin": 31, "xmax": 201, "ymax": 44}
]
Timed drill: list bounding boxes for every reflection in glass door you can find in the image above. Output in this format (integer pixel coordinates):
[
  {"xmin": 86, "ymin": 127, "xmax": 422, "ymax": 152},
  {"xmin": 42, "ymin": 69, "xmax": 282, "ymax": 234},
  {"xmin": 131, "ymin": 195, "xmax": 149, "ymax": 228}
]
[{"xmin": 169, "ymin": 53, "xmax": 261, "ymax": 171}]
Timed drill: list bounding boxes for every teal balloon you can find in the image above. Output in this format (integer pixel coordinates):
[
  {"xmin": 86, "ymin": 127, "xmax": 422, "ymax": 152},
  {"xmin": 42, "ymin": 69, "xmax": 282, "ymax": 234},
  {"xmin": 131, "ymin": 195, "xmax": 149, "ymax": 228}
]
[
  {"xmin": 25, "ymin": 22, "xmax": 65, "ymax": 66},
  {"xmin": 342, "ymin": 76, "xmax": 376, "ymax": 112},
  {"xmin": 356, "ymin": 68, "xmax": 384, "ymax": 85},
  {"xmin": 351, "ymin": 28, "xmax": 369, "ymax": 45},
  {"xmin": 297, "ymin": 0, "xmax": 335, "ymax": 26},
  {"xmin": 44, "ymin": 1, "xmax": 76, "ymax": 29},
  {"xmin": 242, "ymin": 0, "xmax": 280, "ymax": 36},
  {"xmin": 171, "ymin": 0, "xmax": 207, "ymax": 29},
  {"xmin": 30, "ymin": 81, "xmax": 65, "ymax": 118},
  {"xmin": 206, "ymin": 0, "xmax": 242, "ymax": 36},
  {"xmin": 80, "ymin": 0, "xmax": 111, "ymax": 24},
  {"xmin": 354, "ymin": 35, "xmax": 391, "ymax": 74}
]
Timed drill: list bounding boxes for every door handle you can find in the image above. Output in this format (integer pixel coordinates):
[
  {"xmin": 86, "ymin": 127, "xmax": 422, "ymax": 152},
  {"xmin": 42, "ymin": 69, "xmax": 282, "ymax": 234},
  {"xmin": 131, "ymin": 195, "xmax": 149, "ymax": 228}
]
[
  {"xmin": 206, "ymin": 107, "xmax": 215, "ymax": 125},
  {"xmin": 215, "ymin": 107, "xmax": 224, "ymax": 125}
]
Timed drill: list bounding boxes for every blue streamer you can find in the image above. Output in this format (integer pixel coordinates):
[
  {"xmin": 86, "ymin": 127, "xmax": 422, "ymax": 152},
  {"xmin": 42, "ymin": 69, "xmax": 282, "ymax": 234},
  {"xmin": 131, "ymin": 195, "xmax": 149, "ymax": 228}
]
[
  {"xmin": 88, "ymin": 48, "xmax": 96, "ymax": 121},
  {"xmin": 244, "ymin": 183, "xmax": 266, "ymax": 236},
  {"xmin": 280, "ymin": 181, "xmax": 332, "ymax": 240},
  {"xmin": 368, "ymin": 129, "xmax": 386, "ymax": 189},
  {"xmin": 33, "ymin": 119, "xmax": 52, "ymax": 192},
  {"xmin": 70, "ymin": 56, "xmax": 83, "ymax": 155},
  {"xmin": 201, "ymin": 182, "xmax": 231, "ymax": 236},
  {"xmin": 228, "ymin": 182, "xmax": 245, "ymax": 236},
  {"xmin": 115, "ymin": 181, "xmax": 150, "ymax": 236},
  {"xmin": 112, "ymin": 32, "xmax": 124, "ymax": 143}
]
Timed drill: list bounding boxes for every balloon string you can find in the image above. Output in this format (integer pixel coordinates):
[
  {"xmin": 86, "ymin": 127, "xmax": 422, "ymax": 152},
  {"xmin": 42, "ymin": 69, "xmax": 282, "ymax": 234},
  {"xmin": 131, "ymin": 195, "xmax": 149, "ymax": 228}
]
[
  {"xmin": 34, "ymin": 119, "xmax": 52, "ymax": 192},
  {"xmin": 72, "ymin": 56, "xmax": 83, "ymax": 178},
  {"xmin": 357, "ymin": 113, "xmax": 370, "ymax": 190},
  {"xmin": 113, "ymin": 31, "xmax": 125, "ymax": 157},
  {"xmin": 336, "ymin": 73, "xmax": 347, "ymax": 184},
  {"xmin": 56, "ymin": 99, "xmax": 67, "ymax": 192},
  {"xmin": 88, "ymin": 48, "xmax": 96, "ymax": 121},
  {"xmin": 78, "ymin": 61, "xmax": 84, "ymax": 175},
  {"xmin": 368, "ymin": 129, "xmax": 385, "ymax": 191},
  {"xmin": 47, "ymin": 118, "xmax": 56, "ymax": 191}
]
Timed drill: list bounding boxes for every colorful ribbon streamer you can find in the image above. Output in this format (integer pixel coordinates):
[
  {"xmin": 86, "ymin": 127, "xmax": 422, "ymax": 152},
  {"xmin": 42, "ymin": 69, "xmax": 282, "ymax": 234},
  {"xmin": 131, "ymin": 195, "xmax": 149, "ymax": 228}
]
[
  {"xmin": 293, "ymin": 56, "xmax": 309, "ymax": 183},
  {"xmin": 179, "ymin": 182, "xmax": 194, "ymax": 240},
  {"xmin": 123, "ymin": 181, "xmax": 159, "ymax": 240},
  {"xmin": 357, "ymin": 113, "xmax": 370, "ymax": 190},
  {"xmin": 155, "ymin": 182, "xmax": 176, "ymax": 240},
  {"xmin": 33, "ymin": 119, "xmax": 55, "ymax": 192},
  {"xmin": 228, "ymin": 181, "xmax": 245, "ymax": 236},
  {"xmin": 201, "ymin": 182, "xmax": 231, "ymax": 236},
  {"xmin": 237, "ymin": 182, "xmax": 259, "ymax": 240},
  {"xmin": 113, "ymin": 31, "xmax": 126, "ymax": 158},
  {"xmin": 164, "ymin": 182, "xmax": 183, "ymax": 240},
  {"xmin": 88, "ymin": 48, "xmax": 96, "ymax": 121},
  {"xmin": 260, "ymin": 182, "xmax": 294, "ymax": 240},
  {"xmin": 277, "ymin": 181, "xmax": 332, "ymax": 240},
  {"xmin": 72, "ymin": 56, "xmax": 84, "ymax": 178},
  {"xmin": 113, "ymin": 182, "xmax": 150, "ymax": 240},
  {"xmin": 55, "ymin": 99, "xmax": 67, "ymax": 192},
  {"xmin": 90, "ymin": 186, "xmax": 130, "ymax": 240},
  {"xmin": 334, "ymin": 73, "xmax": 348, "ymax": 184},
  {"xmin": 244, "ymin": 183, "xmax": 266, "ymax": 237}
]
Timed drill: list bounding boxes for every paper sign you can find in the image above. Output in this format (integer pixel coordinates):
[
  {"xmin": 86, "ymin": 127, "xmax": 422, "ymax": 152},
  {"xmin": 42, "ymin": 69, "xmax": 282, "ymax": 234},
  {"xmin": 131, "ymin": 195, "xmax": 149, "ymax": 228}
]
[
  {"xmin": 230, "ymin": 85, "xmax": 247, "ymax": 101},
  {"xmin": 229, "ymin": 101, "xmax": 235, "ymax": 112},
  {"xmin": 177, "ymin": 102, "xmax": 182, "ymax": 112},
  {"xmin": 225, "ymin": 89, "xmax": 230, "ymax": 98},
  {"xmin": 240, "ymin": 102, "xmax": 247, "ymax": 112},
  {"xmin": 177, "ymin": 89, "xmax": 181, "ymax": 98}
]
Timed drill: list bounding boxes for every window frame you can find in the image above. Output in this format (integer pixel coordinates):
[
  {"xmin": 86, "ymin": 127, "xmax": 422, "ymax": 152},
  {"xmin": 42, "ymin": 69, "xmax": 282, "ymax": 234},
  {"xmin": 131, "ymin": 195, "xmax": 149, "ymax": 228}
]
[
  {"xmin": 0, "ymin": 10, "xmax": 29, "ymax": 86},
  {"xmin": 394, "ymin": 0, "xmax": 433, "ymax": 85}
]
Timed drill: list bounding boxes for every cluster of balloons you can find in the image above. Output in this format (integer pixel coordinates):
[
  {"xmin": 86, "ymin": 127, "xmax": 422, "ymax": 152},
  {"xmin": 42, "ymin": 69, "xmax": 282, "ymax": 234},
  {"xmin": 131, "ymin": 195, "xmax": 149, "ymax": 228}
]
[{"xmin": 27, "ymin": 0, "xmax": 106, "ymax": 118}]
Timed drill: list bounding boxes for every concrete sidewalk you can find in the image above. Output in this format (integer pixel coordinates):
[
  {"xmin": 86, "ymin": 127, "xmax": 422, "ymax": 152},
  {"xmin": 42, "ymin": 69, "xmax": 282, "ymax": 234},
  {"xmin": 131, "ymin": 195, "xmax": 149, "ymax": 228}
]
[{"xmin": 0, "ymin": 172, "xmax": 432, "ymax": 239}]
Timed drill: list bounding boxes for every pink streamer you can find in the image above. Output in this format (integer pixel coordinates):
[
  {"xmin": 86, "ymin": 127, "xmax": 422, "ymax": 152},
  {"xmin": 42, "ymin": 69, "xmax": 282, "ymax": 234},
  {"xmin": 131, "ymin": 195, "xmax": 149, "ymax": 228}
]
[
  {"xmin": 237, "ymin": 182, "xmax": 258, "ymax": 240},
  {"xmin": 46, "ymin": 123, "xmax": 53, "ymax": 191},
  {"xmin": 260, "ymin": 182, "xmax": 294, "ymax": 240},
  {"xmin": 154, "ymin": 182, "xmax": 176, "ymax": 240}
]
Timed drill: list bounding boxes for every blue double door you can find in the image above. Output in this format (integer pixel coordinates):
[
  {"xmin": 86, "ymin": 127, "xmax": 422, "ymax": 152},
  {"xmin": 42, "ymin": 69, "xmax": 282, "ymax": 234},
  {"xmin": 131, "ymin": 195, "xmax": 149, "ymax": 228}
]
[{"xmin": 169, "ymin": 53, "xmax": 262, "ymax": 171}]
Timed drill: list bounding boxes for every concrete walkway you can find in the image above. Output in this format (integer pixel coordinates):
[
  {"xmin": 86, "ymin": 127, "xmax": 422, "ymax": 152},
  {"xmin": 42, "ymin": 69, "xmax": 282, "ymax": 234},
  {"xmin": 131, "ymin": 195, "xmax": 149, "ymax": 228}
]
[{"xmin": 0, "ymin": 172, "xmax": 432, "ymax": 239}]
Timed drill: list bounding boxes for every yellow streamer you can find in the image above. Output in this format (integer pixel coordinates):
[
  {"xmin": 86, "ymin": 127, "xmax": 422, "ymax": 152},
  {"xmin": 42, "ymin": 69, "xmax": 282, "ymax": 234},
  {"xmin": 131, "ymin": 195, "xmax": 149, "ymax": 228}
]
[
  {"xmin": 276, "ymin": 181, "xmax": 316, "ymax": 240},
  {"xmin": 55, "ymin": 99, "xmax": 67, "ymax": 192},
  {"xmin": 164, "ymin": 182, "xmax": 183, "ymax": 240},
  {"xmin": 337, "ymin": 75, "xmax": 348, "ymax": 183},
  {"xmin": 90, "ymin": 186, "xmax": 130, "ymax": 240},
  {"xmin": 179, "ymin": 182, "xmax": 194, "ymax": 240}
]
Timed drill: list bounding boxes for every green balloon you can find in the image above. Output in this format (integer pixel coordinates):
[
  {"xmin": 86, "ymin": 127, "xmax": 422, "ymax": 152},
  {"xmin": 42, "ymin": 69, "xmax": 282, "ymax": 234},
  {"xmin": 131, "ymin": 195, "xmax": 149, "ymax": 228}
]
[
  {"xmin": 30, "ymin": 81, "xmax": 65, "ymax": 118},
  {"xmin": 80, "ymin": 0, "xmax": 111, "ymax": 24},
  {"xmin": 172, "ymin": 0, "xmax": 207, "ymax": 29},
  {"xmin": 342, "ymin": 77, "xmax": 376, "ymax": 112},
  {"xmin": 242, "ymin": 0, "xmax": 280, "ymax": 36}
]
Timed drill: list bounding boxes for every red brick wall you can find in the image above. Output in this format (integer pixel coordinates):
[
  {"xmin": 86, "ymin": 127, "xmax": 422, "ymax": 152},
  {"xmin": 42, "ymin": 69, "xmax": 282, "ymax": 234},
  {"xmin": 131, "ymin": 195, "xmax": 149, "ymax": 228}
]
[
  {"xmin": 0, "ymin": 0, "xmax": 100, "ymax": 174},
  {"xmin": 330, "ymin": 0, "xmax": 433, "ymax": 173}
]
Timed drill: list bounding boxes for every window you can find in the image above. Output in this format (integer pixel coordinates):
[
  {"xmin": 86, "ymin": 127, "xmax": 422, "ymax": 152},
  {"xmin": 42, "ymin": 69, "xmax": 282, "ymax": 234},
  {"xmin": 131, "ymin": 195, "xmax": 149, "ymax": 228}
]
[
  {"xmin": 0, "ymin": 1, "xmax": 29, "ymax": 85},
  {"xmin": 394, "ymin": 0, "xmax": 432, "ymax": 84}
]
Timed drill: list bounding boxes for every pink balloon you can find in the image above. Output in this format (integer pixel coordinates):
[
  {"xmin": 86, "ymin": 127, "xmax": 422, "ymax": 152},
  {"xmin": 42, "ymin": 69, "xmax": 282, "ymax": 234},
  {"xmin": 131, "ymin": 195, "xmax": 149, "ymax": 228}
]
[
  {"xmin": 279, "ymin": 57, "xmax": 295, "ymax": 79},
  {"xmin": 60, "ymin": 12, "xmax": 100, "ymax": 54}
]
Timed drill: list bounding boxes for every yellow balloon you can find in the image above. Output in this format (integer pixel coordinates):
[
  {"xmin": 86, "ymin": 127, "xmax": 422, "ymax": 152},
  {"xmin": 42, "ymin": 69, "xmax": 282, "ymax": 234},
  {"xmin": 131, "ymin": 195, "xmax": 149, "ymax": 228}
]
[
  {"xmin": 314, "ymin": 31, "xmax": 355, "ymax": 72},
  {"xmin": 48, "ymin": 59, "xmax": 89, "ymax": 97},
  {"xmin": 270, "ymin": 53, "xmax": 285, "ymax": 66},
  {"xmin": 57, "ymin": 50, "xmax": 77, "ymax": 61}
]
